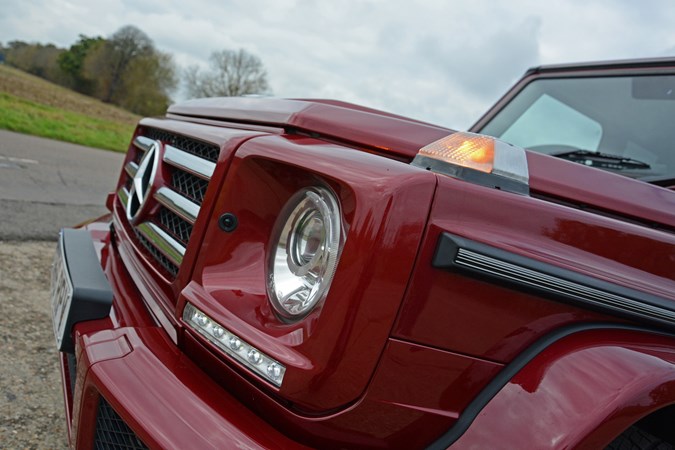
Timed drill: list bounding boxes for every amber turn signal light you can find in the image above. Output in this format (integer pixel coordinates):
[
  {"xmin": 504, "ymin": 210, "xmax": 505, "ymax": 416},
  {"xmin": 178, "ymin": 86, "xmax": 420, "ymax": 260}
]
[
  {"xmin": 412, "ymin": 132, "xmax": 529, "ymax": 195},
  {"xmin": 418, "ymin": 133, "xmax": 496, "ymax": 173}
]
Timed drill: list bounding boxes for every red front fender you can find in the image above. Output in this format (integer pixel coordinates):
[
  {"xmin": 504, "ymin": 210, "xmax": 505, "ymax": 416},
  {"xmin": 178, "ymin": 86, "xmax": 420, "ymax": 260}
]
[{"xmin": 443, "ymin": 327, "xmax": 675, "ymax": 449}]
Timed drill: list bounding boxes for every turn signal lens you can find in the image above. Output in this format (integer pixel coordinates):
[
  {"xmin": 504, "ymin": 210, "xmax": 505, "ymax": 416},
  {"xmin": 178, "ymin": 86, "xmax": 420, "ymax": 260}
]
[
  {"xmin": 418, "ymin": 133, "xmax": 495, "ymax": 173},
  {"xmin": 412, "ymin": 132, "xmax": 529, "ymax": 195}
]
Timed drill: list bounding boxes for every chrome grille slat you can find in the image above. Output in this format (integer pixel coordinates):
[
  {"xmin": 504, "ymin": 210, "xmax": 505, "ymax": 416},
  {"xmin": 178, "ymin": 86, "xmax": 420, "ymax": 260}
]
[
  {"xmin": 125, "ymin": 161, "xmax": 139, "ymax": 179},
  {"xmin": 136, "ymin": 222, "xmax": 185, "ymax": 266},
  {"xmin": 117, "ymin": 187, "xmax": 129, "ymax": 207},
  {"xmin": 154, "ymin": 187, "xmax": 199, "ymax": 224},
  {"xmin": 164, "ymin": 145, "xmax": 215, "ymax": 180},
  {"xmin": 133, "ymin": 228, "xmax": 179, "ymax": 277},
  {"xmin": 133, "ymin": 136, "xmax": 154, "ymax": 152}
]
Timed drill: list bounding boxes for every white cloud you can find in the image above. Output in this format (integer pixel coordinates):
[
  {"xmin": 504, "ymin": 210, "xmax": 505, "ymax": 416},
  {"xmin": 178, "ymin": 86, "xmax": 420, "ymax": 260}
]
[{"xmin": 1, "ymin": 0, "xmax": 675, "ymax": 129}]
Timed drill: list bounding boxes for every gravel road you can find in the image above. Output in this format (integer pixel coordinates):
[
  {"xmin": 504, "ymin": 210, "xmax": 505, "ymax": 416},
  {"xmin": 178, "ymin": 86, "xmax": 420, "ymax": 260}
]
[{"xmin": 0, "ymin": 241, "xmax": 68, "ymax": 449}]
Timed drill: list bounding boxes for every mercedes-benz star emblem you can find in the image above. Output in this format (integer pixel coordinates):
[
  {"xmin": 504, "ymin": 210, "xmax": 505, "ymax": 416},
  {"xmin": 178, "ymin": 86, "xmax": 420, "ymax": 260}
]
[{"xmin": 127, "ymin": 141, "xmax": 159, "ymax": 222}]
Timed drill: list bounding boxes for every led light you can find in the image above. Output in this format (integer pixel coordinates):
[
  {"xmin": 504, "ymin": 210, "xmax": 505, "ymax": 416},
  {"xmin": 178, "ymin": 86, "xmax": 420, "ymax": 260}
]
[
  {"xmin": 229, "ymin": 336, "xmax": 242, "ymax": 350},
  {"xmin": 196, "ymin": 312, "xmax": 209, "ymax": 327},
  {"xmin": 267, "ymin": 187, "xmax": 343, "ymax": 320},
  {"xmin": 247, "ymin": 349, "xmax": 262, "ymax": 365},
  {"xmin": 212, "ymin": 325, "xmax": 225, "ymax": 339},
  {"xmin": 412, "ymin": 132, "xmax": 529, "ymax": 195},
  {"xmin": 267, "ymin": 363, "xmax": 282, "ymax": 380},
  {"xmin": 183, "ymin": 303, "xmax": 286, "ymax": 387}
]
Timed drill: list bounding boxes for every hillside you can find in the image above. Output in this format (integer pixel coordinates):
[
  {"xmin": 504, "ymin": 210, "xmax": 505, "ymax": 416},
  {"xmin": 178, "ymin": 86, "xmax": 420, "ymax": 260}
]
[{"xmin": 0, "ymin": 65, "xmax": 141, "ymax": 152}]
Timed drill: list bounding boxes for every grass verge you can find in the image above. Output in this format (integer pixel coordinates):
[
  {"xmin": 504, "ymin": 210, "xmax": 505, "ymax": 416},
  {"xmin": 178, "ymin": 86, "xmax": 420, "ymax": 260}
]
[
  {"xmin": 0, "ymin": 65, "xmax": 140, "ymax": 152},
  {"xmin": 0, "ymin": 92, "xmax": 135, "ymax": 152}
]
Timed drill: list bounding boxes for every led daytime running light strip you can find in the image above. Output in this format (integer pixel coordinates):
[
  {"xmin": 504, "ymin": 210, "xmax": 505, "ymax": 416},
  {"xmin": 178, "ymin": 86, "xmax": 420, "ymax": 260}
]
[{"xmin": 183, "ymin": 303, "xmax": 286, "ymax": 387}]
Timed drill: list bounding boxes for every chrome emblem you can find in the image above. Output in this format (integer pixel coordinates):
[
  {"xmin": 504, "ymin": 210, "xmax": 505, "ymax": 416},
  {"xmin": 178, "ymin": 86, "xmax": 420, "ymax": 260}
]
[{"xmin": 127, "ymin": 141, "xmax": 159, "ymax": 222}]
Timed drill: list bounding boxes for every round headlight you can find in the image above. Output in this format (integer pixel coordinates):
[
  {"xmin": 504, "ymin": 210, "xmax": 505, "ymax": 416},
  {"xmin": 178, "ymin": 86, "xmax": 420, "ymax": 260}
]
[{"xmin": 267, "ymin": 187, "xmax": 342, "ymax": 320}]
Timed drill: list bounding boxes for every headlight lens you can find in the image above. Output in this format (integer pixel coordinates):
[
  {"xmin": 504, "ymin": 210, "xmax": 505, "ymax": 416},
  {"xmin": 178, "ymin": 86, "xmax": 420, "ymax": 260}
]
[{"xmin": 268, "ymin": 186, "xmax": 342, "ymax": 320}]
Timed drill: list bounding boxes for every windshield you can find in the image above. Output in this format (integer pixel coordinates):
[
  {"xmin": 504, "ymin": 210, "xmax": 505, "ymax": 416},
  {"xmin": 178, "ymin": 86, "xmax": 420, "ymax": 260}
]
[{"xmin": 478, "ymin": 75, "xmax": 675, "ymax": 180}]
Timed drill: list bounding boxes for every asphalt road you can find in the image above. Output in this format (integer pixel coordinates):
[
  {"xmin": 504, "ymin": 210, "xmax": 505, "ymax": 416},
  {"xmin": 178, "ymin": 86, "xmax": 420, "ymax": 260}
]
[
  {"xmin": 0, "ymin": 130, "xmax": 125, "ymax": 240},
  {"xmin": 0, "ymin": 131, "xmax": 125, "ymax": 446}
]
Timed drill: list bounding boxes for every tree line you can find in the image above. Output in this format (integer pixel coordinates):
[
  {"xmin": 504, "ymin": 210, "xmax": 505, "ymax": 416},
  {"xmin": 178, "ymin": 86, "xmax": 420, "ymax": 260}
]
[{"xmin": 0, "ymin": 25, "xmax": 270, "ymax": 116}]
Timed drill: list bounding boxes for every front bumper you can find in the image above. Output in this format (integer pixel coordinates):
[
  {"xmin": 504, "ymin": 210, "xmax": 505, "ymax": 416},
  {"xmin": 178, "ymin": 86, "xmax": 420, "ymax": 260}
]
[{"xmin": 54, "ymin": 224, "xmax": 305, "ymax": 449}]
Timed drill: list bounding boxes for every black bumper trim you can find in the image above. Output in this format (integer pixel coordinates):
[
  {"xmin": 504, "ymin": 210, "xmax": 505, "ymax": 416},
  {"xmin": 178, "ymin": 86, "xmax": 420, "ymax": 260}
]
[{"xmin": 58, "ymin": 228, "xmax": 113, "ymax": 353}]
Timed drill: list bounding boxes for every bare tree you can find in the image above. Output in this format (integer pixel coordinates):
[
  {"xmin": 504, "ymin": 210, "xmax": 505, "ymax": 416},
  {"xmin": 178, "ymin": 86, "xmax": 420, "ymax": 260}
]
[{"xmin": 185, "ymin": 49, "xmax": 270, "ymax": 98}]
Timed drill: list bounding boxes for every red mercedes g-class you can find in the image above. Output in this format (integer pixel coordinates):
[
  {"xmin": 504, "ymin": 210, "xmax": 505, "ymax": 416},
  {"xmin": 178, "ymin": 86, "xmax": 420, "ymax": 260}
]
[{"xmin": 51, "ymin": 58, "xmax": 675, "ymax": 449}]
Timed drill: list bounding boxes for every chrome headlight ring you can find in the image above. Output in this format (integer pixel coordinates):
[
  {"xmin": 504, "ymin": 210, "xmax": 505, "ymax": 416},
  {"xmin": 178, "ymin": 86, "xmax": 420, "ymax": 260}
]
[{"xmin": 267, "ymin": 186, "xmax": 343, "ymax": 321}]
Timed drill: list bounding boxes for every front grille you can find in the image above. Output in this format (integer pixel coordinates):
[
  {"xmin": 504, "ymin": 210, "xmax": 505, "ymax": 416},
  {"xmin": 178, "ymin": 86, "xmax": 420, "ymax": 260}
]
[
  {"xmin": 158, "ymin": 207, "xmax": 193, "ymax": 245},
  {"xmin": 143, "ymin": 127, "xmax": 220, "ymax": 163},
  {"xmin": 67, "ymin": 353, "xmax": 77, "ymax": 398},
  {"xmin": 118, "ymin": 128, "xmax": 218, "ymax": 279},
  {"xmin": 94, "ymin": 397, "xmax": 148, "ymax": 450},
  {"xmin": 172, "ymin": 170, "xmax": 209, "ymax": 205},
  {"xmin": 134, "ymin": 229, "xmax": 179, "ymax": 278}
]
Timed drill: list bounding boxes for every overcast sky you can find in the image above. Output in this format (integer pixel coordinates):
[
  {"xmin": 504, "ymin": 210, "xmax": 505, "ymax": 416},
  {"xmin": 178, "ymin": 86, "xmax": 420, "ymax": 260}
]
[{"xmin": 1, "ymin": 0, "xmax": 674, "ymax": 129}]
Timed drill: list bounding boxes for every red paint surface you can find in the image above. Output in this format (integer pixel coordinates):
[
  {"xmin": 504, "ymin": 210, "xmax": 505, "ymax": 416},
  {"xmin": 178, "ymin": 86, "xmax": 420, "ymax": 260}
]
[
  {"xmin": 185, "ymin": 133, "xmax": 437, "ymax": 411},
  {"xmin": 168, "ymin": 97, "xmax": 451, "ymax": 159},
  {"xmin": 394, "ymin": 175, "xmax": 675, "ymax": 363},
  {"xmin": 453, "ymin": 329, "xmax": 675, "ymax": 449}
]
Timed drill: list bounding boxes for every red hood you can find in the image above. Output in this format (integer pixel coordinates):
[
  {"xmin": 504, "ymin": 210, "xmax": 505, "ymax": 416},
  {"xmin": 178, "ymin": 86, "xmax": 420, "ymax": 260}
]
[{"xmin": 168, "ymin": 97, "xmax": 451, "ymax": 160}]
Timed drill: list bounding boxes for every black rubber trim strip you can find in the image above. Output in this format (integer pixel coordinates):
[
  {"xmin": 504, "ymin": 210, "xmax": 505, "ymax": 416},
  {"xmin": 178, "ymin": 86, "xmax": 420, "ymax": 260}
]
[
  {"xmin": 433, "ymin": 233, "xmax": 675, "ymax": 330},
  {"xmin": 426, "ymin": 322, "xmax": 668, "ymax": 449}
]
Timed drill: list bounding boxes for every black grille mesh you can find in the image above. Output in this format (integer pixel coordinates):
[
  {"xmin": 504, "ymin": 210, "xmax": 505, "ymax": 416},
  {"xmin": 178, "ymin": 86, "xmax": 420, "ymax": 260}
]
[
  {"xmin": 124, "ymin": 176, "xmax": 133, "ymax": 191},
  {"xmin": 143, "ymin": 127, "xmax": 220, "ymax": 163},
  {"xmin": 94, "ymin": 397, "xmax": 148, "ymax": 450},
  {"xmin": 158, "ymin": 207, "xmax": 193, "ymax": 245},
  {"xmin": 67, "ymin": 352, "xmax": 77, "ymax": 398},
  {"xmin": 171, "ymin": 170, "xmax": 209, "ymax": 205},
  {"xmin": 134, "ymin": 229, "xmax": 179, "ymax": 278},
  {"xmin": 131, "ymin": 148, "xmax": 143, "ymax": 165}
]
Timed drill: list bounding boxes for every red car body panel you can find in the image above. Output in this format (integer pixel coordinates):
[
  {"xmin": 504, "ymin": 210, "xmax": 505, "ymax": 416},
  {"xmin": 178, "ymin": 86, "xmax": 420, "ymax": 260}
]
[
  {"xmin": 394, "ymin": 174, "xmax": 675, "ymax": 363},
  {"xmin": 527, "ymin": 151, "xmax": 675, "ymax": 230},
  {"xmin": 452, "ymin": 329, "xmax": 675, "ymax": 449},
  {"xmin": 52, "ymin": 59, "xmax": 675, "ymax": 449},
  {"xmin": 183, "ymin": 133, "xmax": 438, "ymax": 412}
]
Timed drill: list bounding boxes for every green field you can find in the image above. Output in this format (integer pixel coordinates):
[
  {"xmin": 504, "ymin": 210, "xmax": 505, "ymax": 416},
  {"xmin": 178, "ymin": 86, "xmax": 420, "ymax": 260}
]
[{"xmin": 0, "ymin": 65, "xmax": 140, "ymax": 152}]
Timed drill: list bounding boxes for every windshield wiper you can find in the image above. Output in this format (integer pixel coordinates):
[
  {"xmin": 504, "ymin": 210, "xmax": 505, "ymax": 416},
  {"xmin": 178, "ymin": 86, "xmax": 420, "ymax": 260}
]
[{"xmin": 551, "ymin": 149, "xmax": 651, "ymax": 171}]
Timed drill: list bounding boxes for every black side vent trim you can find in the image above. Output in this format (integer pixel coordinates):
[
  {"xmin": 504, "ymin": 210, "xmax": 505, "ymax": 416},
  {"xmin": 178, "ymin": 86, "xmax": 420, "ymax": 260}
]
[{"xmin": 433, "ymin": 232, "xmax": 675, "ymax": 329}]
